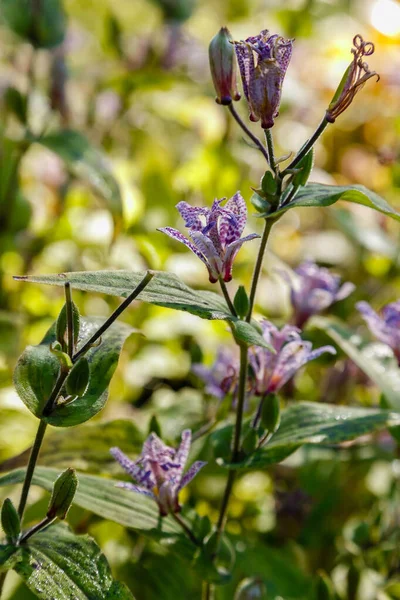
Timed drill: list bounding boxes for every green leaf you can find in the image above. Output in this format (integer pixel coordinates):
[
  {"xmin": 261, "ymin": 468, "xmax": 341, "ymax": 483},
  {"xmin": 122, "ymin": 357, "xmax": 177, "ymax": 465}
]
[
  {"xmin": 231, "ymin": 320, "xmax": 275, "ymax": 350},
  {"xmin": 312, "ymin": 316, "xmax": 400, "ymax": 411},
  {"xmin": 0, "ymin": 468, "xmax": 199, "ymax": 563},
  {"xmin": 36, "ymin": 130, "xmax": 122, "ymax": 221},
  {"xmin": 13, "ymin": 317, "xmax": 134, "ymax": 427},
  {"xmin": 263, "ymin": 183, "xmax": 400, "ymax": 221},
  {"xmin": 0, "ymin": 0, "xmax": 66, "ymax": 48},
  {"xmin": 219, "ymin": 401, "xmax": 400, "ymax": 469},
  {"xmin": 0, "ymin": 523, "xmax": 134, "ymax": 599},
  {"xmin": 0, "ymin": 419, "xmax": 144, "ymax": 474},
  {"xmin": 291, "ymin": 148, "xmax": 314, "ymax": 188}
]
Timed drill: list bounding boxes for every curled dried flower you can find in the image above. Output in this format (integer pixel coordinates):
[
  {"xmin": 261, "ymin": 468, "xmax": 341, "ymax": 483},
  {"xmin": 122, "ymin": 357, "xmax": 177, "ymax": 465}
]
[{"xmin": 326, "ymin": 35, "xmax": 379, "ymax": 123}]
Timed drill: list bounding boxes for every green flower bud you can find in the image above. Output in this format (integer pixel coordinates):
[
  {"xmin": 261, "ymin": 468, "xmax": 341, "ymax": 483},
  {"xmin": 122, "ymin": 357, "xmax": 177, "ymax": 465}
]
[
  {"xmin": 242, "ymin": 428, "xmax": 258, "ymax": 455},
  {"xmin": 234, "ymin": 286, "xmax": 250, "ymax": 319},
  {"xmin": 148, "ymin": 415, "xmax": 162, "ymax": 437},
  {"xmin": 56, "ymin": 299, "xmax": 80, "ymax": 352},
  {"xmin": 209, "ymin": 27, "xmax": 241, "ymax": 105},
  {"xmin": 1, "ymin": 498, "xmax": 21, "ymax": 544},
  {"xmin": 65, "ymin": 357, "xmax": 90, "ymax": 397},
  {"xmin": 47, "ymin": 468, "xmax": 78, "ymax": 520},
  {"xmin": 261, "ymin": 394, "xmax": 280, "ymax": 433}
]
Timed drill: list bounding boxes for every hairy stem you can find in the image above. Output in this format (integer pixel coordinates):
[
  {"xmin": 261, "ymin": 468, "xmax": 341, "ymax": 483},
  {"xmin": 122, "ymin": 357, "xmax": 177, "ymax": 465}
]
[
  {"xmin": 73, "ymin": 270, "xmax": 154, "ymax": 363},
  {"xmin": 219, "ymin": 278, "xmax": 237, "ymax": 317},
  {"xmin": 264, "ymin": 129, "xmax": 277, "ymax": 173},
  {"xmin": 228, "ymin": 104, "xmax": 270, "ymax": 164},
  {"xmin": 172, "ymin": 512, "xmax": 201, "ymax": 547},
  {"xmin": 17, "ymin": 420, "xmax": 48, "ymax": 520},
  {"xmin": 282, "ymin": 117, "xmax": 329, "ymax": 175},
  {"xmin": 246, "ymin": 219, "xmax": 274, "ymax": 322}
]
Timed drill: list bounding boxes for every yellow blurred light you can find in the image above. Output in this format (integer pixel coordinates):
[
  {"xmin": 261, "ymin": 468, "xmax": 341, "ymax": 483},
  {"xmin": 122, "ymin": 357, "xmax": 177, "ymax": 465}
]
[{"xmin": 371, "ymin": 0, "xmax": 400, "ymax": 36}]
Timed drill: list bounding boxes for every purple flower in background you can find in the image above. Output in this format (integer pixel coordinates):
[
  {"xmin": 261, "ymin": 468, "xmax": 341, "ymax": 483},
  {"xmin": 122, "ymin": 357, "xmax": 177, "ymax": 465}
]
[
  {"xmin": 193, "ymin": 347, "xmax": 239, "ymax": 399},
  {"xmin": 357, "ymin": 301, "xmax": 400, "ymax": 363},
  {"xmin": 233, "ymin": 30, "xmax": 293, "ymax": 128},
  {"xmin": 249, "ymin": 320, "xmax": 336, "ymax": 396},
  {"xmin": 280, "ymin": 261, "xmax": 355, "ymax": 328},
  {"xmin": 159, "ymin": 192, "xmax": 259, "ymax": 283},
  {"xmin": 110, "ymin": 430, "xmax": 206, "ymax": 516}
]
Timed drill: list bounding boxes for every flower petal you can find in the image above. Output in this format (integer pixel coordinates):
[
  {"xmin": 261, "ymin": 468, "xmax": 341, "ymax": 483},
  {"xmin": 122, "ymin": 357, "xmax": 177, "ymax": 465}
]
[
  {"xmin": 219, "ymin": 192, "xmax": 247, "ymax": 246},
  {"xmin": 179, "ymin": 461, "xmax": 207, "ymax": 491},
  {"xmin": 234, "ymin": 41, "xmax": 255, "ymax": 102},
  {"xmin": 174, "ymin": 429, "xmax": 192, "ymax": 472},
  {"xmin": 176, "ymin": 201, "xmax": 209, "ymax": 231},
  {"xmin": 190, "ymin": 230, "xmax": 222, "ymax": 282},
  {"xmin": 158, "ymin": 227, "xmax": 211, "ymax": 270},
  {"xmin": 110, "ymin": 447, "xmax": 143, "ymax": 481},
  {"xmin": 222, "ymin": 232, "xmax": 260, "ymax": 281},
  {"xmin": 115, "ymin": 481, "xmax": 155, "ymax": 499}
]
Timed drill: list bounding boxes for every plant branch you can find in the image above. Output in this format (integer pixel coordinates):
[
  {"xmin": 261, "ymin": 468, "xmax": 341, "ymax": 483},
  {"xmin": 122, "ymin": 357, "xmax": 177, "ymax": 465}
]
[
  {"xmin": 219, "ymin": 277, "xmax": 237, "ymax": 317},
  {"xmin": 73, "ymin": 270, "xmax": 154, "ymax": 362},
  {"xmin": 64, "ymin": 282, "xmax": 73, "ymax": 357},
  {"xmin": 19, "ymin": 515, "xmax": 56, "ymax": 544},
  {"xmin": 264, "ymin": 129, "xmax": 277, "ymax": 173},
  {"xmin": 228, "ymin": 104, "xmax": 270, "ymax": 164},
  {"xmin": 172, "ymin": 512, "xmax": 201, "ymax": 547},
  {"xmin": 246, "ymin": 219, "xmax": 274, "ymax": 322},
  {"xmin": 282, "ymin": 117, "xmax": 329, "ymax": 176},
  {"xmin": 17, "ymin": 420, "xmax": 48, "ymax": 520}
]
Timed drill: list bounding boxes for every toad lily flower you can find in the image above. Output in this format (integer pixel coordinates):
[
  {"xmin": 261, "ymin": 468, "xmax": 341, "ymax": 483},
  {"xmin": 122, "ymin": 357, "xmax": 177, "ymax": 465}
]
[
  {"xmin": 326, "ymin": 35, "xmax": 379, "ymax": 123},
  {"xmin": 357, "ymin": 301, "xmax": 400, "ymax": 363},
  {"xmin": 193, "ymin": 347, "xmax": 239, "ymax": 399},
  {"xmin": 110, "ymin": 430, "xmax": 206, "ymax": 517},
  {"xmin": 280, "ymin": 261, "xmax": 355, "ymax": 328},
  {"xmin": 233, "ymin": 30, "xmax": 294, "ymax": 128},
  {"xmin": 249, "ymin": 320, "xmax": 336, "ymax": 396},
  {"xmin": 159, "ymin": 192, "xmax": 259, "ymax": 283}
]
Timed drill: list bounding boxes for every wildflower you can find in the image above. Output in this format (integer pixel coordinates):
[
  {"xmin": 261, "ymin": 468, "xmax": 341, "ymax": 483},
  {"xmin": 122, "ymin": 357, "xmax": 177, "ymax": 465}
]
[
  {"xmin": 233, "ymin": 30, "xmax": 293, "ymax": 128},
  {"xmin": 209, "ymin": 27, "xmax": 241, "ymax": 105},
  {"xmin": 326, "ymin": 34, "xmax": 379, "ymax": 123},
  {"xmin": 110, "ymin": 430, "xmax": 206, "ymax": 517},
  {"xmin": 249, "ymin": 320, "xmax": 336, "ymax": 396},
  {"xmin": 159, "ymin": 192, "xmax": 259, "ymax": 283},
  {"xmin": 280, "ymin": 261, "xmax": 355, "ymax": 328},
  {"xmin": 193, "ymin": 347, "xmax": 239, "ymax": 399},
  {"xmin": 357, "ymin": 300, "xmax": 400, "ymax": 363}
]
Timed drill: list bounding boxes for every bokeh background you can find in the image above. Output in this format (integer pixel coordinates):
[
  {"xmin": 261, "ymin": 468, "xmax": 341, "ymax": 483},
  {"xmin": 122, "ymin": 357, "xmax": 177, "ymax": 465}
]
[{"xmin": 0, "ymin": 0, "xmax": 400, "ymax": 598}]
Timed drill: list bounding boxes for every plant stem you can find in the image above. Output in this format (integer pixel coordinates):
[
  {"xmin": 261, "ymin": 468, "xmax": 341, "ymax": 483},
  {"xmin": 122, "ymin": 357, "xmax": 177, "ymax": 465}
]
[
  {"xmin": 172, "ymin": 512, "xmax": 201, "ymax": 547},
  {"xmin": 202, "ymin": 581, "xmax": 214, "ymax": 600},
  {"xmin": 282, "ymin": 117, "xmax": 329, "ymax": 175},
  {"xmin": 19, "ymin": 515, "xmax": 55, "ymax": 544},
  {"xmin": 246, "ymin": 219, "xmax": 274, "ymax": 322},
  {"xmin": 219, "ymin": 278, "xmax": 237, "ymax": 317},
  {"xmin": 264, "ymin": 129, "xmax": 277, "ymax": 173},
  {"xmin": 64, "ymin": 282, "xmax": 73, "ymax": 357},
  {"xmin": 17, "ymin": 420, "xmax": 47, "ymax": 520},
  {"xmin": 42, "ymin": 370, "xmax": 69, "ymax": 416},
  {"xmin": 228, "ymin": 104, "xmax": 270, "ymax": 165},
  {"xmin": 73, "ymin": 270, "xmax": 154, "ymax": 363}
]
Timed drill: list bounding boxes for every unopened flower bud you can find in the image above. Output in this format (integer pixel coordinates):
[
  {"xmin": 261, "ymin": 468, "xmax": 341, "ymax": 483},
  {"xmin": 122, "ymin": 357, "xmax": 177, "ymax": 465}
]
[
  {"xmin": 209, "ymin": 27, "xmax": 241, "ymax": 105},
  {"xmin": 47, "ymin": 468, "xmax": 78, "ymax": 520},
  {"xmin": 234, "ymin": 286, "xmax": 250, "ymax": 319},
  {"xmin": 56, "ymin": 297, "xmax": 80, "ymax": 352},
  {"xmin": 261, "ymin": 394, "xmax": 280, "ymax": 433},
  {"xmin": 1, "ymin": 498, "xmax": 21, "ymax": 544}
]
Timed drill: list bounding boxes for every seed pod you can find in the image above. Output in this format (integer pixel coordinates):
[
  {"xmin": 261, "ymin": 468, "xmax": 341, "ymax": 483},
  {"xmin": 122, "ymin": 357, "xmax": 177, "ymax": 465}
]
[
  {"xmin": 47, "ymin": 468, "xmax": 78, "ymax": 520},
  {"xmin": 234, "ymin": 286, "xmax": 250, "ymax": 319},
  {"xmin": 1, "ymin": 498, "xmax": 21, "ymax": 544},
  {"xmin": 261, "ymin": 394, "xmax": 280, "ymax": 433},
  {"xmin": 209, "ymin": 27, "xmax": 241, "ymax": 105},
  {"xmin": 65, "ymin": 357, "xmax": 90, "ymax": 397}
]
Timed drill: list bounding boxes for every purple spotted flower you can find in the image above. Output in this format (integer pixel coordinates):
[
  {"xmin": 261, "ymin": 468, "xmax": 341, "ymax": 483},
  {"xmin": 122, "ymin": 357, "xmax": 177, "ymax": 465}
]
[
  {"xmin": 233, "ymin": 30, "xmax": 293, "ymax": 129},
  {"xmin": 280, "ymin": 261, "xmax": 355, "ymax": 328},
  {"xmin": 159, "ymin": 192, "xmax": 259, "ymax": 283},
  {"xmin": 193, "ymin": 347, "xmax": 239, "ymax": 399},
  {"xmin": 249, "ymin": 320, "xmax": 336, "ymax": 396},
  {"xmin": 357, "ymin": 301, "xmax": 400, "ymax": 363},
  {"xmin": 110, "ymin": 430, "xmax": 206, "ymax": 517}
]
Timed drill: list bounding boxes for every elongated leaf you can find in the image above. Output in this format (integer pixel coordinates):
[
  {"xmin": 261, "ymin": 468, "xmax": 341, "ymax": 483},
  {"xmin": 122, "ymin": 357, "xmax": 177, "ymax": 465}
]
[
  {"xmin": 0, "ymin": 523, "xmax": 134, "ymax": 599},
  {"xmin": 0, "ymin": 0, "xmax": 66, "ymax": 48},
  {"xmin": 14, "ymin": 317, "xmax": 134, "ymax": 427},
  {"xmin": 36, "ymin": 130, "xmax": 122, "ymax": 220},
  {"xmin": 312, "ymin": 316, "xmax": 400, "ymax": 410},
  {"xmin": 218, "ymin": 402, "xmax": 400, "ymax": 469},
  {"xmin": 0, "ymin": 468, "xmax": 198, "ymax": 562},
  {"xmin": 15, "ymin": 270, "xmax": 272, "ymax": 349},
  {"xmin": 263, "ymin": 183, "xmax": 400, "ymax": 221},
  {"xmin": 0, "ymin": 419, "xmax": 144, "ymax": 474}
]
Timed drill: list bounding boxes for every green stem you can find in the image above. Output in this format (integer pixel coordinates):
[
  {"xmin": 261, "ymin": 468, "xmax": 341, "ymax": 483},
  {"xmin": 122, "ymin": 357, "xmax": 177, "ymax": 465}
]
[
  {"xmin": 228, "ymin": 104, "xmax": 270, "ymax": 165},
  {"xmin": 219, "ymin": 278, "xmax": 237, "ymax": 317},
  {"xmin": 264, "ymin": 129, "xmax": 277, "ymax": 173},
  {"xmin": 17, "ymin": 420, "xmax": 47, "ymax": 521},
  {"xmin": 246, "ymin": 219, "xmax": 274, "ymax": 322},
  {"xmin": 172, "ymin": 512, "xmax": 201, "ymax": 547},
  {"xmin": 19, "ymin": 515, "xmax": 55, "ymax": 544},
  {"xmin": 42, "ymin": 370, "xmax": 69, "ymax": 416},
  {"xmin": 202, "ymin": 581, "xmax": 214, "ymax": 600},
  {"xmin": 282, "ymin": 117, "xmax": 329, "ymax": 176},
  {"xmin": 64, "ymin": 282, "xmax": 73, "ymax": 357},
  {"xmin": 73, "ymin": 270, "xmax": 154, "ymax": 363}
]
